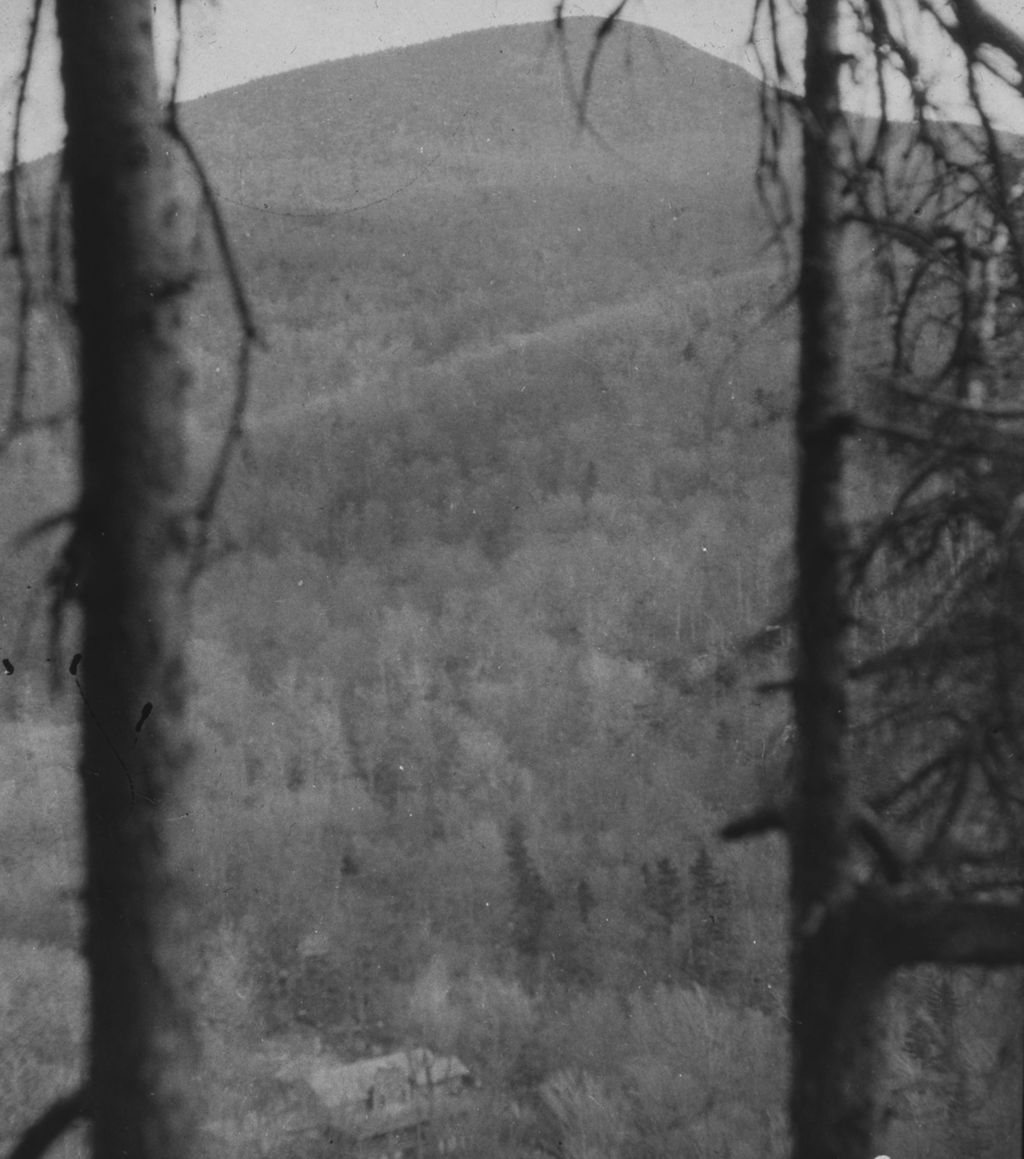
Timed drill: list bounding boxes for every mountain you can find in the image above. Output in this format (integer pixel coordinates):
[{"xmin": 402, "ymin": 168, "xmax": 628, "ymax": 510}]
[
  {"xmin": 0, "ymin": 19, "xmax": 798, "ymax": 1147},
  {"xmin": 182, "ymin": 19, "xmax": 767, "ymax": 206},
  {"xmin": 171, "ymin": 19, "xmax": 790, "ymax": 444},
  {"xmin": 2, "ymin": 28, "xmax": 1018, "ymax": 1159},
  {"xmin": 1, "ymin": 15, "xmax": 797, "ymax": 998},
  {"xmin": 1, "ymin": 16, "xmax": 798, "ymax": 687},
  {"xmin": 2, "ymin": 20, "xmax": 786, "ymax": 426}
]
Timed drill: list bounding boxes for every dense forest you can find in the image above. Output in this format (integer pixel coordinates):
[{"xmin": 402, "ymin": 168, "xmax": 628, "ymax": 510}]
[{"xmin": 1, "ymin": 19, "xmax": 1019, "ymax": 1159}]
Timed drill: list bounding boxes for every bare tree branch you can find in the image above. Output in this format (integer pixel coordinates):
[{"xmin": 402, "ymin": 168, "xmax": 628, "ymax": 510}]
[
  {"xmin": 877, "ymin": 888, "xmax": 1024, "ymax": 965},
  {"xmin": 891, "ymin": 383, "xmax": 1024, "ymax": 420},
  {"xmin": 950, "ymin": 0, "xmax": 1024, "ymax": 69},
  {"xmin": 4, "ymin": 1087, "xmax": 90, "ymax": 1159},
  {"xmin": 721, "ymin": 806, "xmax": 786, "ymax": 841},
  {"xmin": 854, "ymin": 803, "xmax": 906, "ymax": 882},
  {"xmin": 5, "ymin": 0, "xmax": 44, "ymax": 261},
  {"xmin": 162, "ymin": 0, "xmax": 263, "ymax": 580},
  {"xmin": 3, "ymin": 0, "xmax": 46, "ymax": 449},
  {"xmin": 549, "ymin": 5, "xmax": 650, "ymax": 171},
  {"xmin": 577, "ymin": 0, "xmax": 629, "ymax": 123},
  {"xmin": 723, "ymin": 801, "xmax": 905, "ymax": 882}
]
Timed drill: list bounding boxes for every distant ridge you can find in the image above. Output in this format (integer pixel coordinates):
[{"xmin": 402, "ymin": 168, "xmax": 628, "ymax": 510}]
[
  {"xmin": 184, "ymin": 18, "xmax": 762, "ymax": 136},
  {"xmin": 2, "ymin": 15, "xmax": 783, "ymax": 445}
]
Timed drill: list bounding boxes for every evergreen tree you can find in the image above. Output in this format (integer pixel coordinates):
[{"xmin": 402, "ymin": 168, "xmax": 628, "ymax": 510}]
[
  {"xmin": 642, "ymin": 856, "xmax": 683, "ymax": 931},
  {"xmin": 689, "ymin": 846, "xmax": 731, "ymax": 987},
  {"xmin": 579, "ymin": 459, "xmax": 598, "ymax": 508},
  {"xmin": 640, "ymin": 857, "xmax": 685, "ymax": 981},
  {"xmin": 505, "ymin": 817, "xmax": 554, "ymax": 968},
  {"xmin": 576, "ymin": 877, "xmax": 596, "ymax": 925}
]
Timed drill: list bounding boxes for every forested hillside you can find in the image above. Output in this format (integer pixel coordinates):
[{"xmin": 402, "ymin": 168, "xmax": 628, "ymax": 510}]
[{"xmin": 1, "ymin": 18, "xmax": 1016, "ymax": 1159}]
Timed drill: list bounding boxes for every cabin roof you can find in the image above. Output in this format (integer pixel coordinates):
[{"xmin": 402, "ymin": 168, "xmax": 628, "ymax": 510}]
[{"xmin": 279, "ymin": 1047, "xmax": 471, "ymax": 1111}]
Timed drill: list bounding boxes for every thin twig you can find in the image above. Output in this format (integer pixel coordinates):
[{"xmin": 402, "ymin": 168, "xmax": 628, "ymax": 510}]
[
  {"xmin": 6, "ymin": 0, "xmax": 44, "ymax": 264},
  {"xmin": 891, "ymin": 383, "xmax": 1024, "ymax": 420},
  {"xmin": 3, "ymin": 0, "xmax": 47, "ymax": 450},
  {"xmin": 549, "ymin": 5, "xmax": 643, "ymax": 168},
  {"xmin": 163, "ymin": 125, "xmax": 259, "ymax": 346},
  {"xmin": 162, "ymin": 0, "xmax": 263, "ymax": 581},
  {"xmin": 577, "ymin": 1, "xmax": 629, "ymax": 125}
]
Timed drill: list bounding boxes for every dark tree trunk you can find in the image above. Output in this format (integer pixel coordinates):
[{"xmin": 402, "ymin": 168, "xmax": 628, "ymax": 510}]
[
  {"xmin": 791, "ymin": 902, "xmax": 890, "ymax": 1158},
  {"xmin": 54, "ymin": 2, "xmax": 201, "ymax": 1157},
  {"xmin": 790, "ymin": 1, "xmax": 884, "ymax": 1156}
]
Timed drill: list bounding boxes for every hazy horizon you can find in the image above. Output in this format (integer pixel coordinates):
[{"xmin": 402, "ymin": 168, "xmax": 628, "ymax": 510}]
[
  {"xmin": 1, "ymin": 1, "xmax": 761, "ymax": 163},
  {"xmin": 6, "ymin": 0, "xmax": 1024, "ymax": 167}
]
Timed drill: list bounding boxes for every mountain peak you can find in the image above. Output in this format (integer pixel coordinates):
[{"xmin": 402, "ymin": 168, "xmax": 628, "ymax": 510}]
[{"xmin": 179, "ymin": 19, "xmax": 763, "ymax": 210}]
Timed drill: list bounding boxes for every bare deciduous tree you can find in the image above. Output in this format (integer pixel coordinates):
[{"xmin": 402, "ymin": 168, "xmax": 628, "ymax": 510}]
[
  {"xmin": 561, "ymin": 3, "xmax": 1024, "ymax": 1156},
  {"xmin": 52, "ymin": 1, "xmax": 201, "ymax": 1154},
  {"xmin": 4, "ymin": 1, "xmax": 255, "ymax": 1156},
  {"xmin": 745, "ymin": 0, "xmax": 1024, "ymax": 1152}
]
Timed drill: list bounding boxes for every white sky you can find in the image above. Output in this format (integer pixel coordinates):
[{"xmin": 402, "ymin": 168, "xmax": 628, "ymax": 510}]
[
  {"xmin": 2, "ymin": 0, "xmax": 1024, "ymax": 162},
  {"xmin": 0, "ymin": 1, "xmax": 762, "ymax": 162}
]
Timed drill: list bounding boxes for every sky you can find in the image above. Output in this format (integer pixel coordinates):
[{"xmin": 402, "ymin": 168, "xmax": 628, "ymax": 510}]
[
  {"xmin": 2, "ymin": 0, "xmax": 1024, "ymax": 162},
  {"xmin": 0, "ymin": 1, "xmax": 763, "ymax": 162}
]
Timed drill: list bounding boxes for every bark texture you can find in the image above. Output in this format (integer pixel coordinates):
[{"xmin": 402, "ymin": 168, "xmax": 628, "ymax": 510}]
[
  {"xmin": 54, "ymin": 2, "xmax": 201, "ymax": 1157},
  {"xmin": 790, "ymin": 3, "xmax": 883, "ymax": 1157}
]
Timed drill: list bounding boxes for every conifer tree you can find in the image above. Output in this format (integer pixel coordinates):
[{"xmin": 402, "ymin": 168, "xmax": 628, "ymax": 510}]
[
  {"xmin": 576, "ymin": 877, "xmax": 596, "ymax": 924},
  {"xmin": 689, "ymin": 846, "xmax": 730, "ymax": 986},
  {"xmin": 505, "ymin": 817, "xmax": 555, "ymax": 972},
  {"xmin": 642, "ymin": 856, "xmax": 684, "ymax": 932}
]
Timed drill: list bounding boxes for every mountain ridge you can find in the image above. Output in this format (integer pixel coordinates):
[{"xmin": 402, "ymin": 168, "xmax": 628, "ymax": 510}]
[
  {"xmin": 179, "ymin": 18, "xmax": 768, "ymax": 211},
  {"xmin": 150, "ymin": 15, "xmax": 783, "ymax": 446}
]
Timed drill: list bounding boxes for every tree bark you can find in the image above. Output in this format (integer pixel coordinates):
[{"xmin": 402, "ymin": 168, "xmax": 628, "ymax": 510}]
[
  {"xmin": 790, "ymin": 1, "xmax": 877, "ymax": 1156},
  {"xmin": 791, "ymin": 905, "xmax": 891, "ymax": 1159},
  {"xmin": 54, "ymin": 3, "xmax": 201, "ymax": 1157}
]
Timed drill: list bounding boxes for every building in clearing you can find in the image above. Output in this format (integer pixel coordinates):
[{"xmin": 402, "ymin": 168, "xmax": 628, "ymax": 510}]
[{"xmin": 278, "ymin": 1047, "xmax": 476, "ymax": 1158}]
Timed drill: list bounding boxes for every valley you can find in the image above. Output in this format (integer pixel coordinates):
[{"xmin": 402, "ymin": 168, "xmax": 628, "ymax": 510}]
[{"xmin": 1, "ymin": 17, "xmax": 1016, "ymax": 1159}]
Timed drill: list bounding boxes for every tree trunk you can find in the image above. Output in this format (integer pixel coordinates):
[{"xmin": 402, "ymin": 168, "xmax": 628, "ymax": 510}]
[
  {"xmin": 791, "ymin": 902, "xmax": 890, "ymax": 1158},
  {"xmin": 54, "ymin": 3, "xmax": 201, "ymax": 1157},
  {"xmin": 790, "ymin": 1, "xmax": 877, "ymax": 1156}
]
